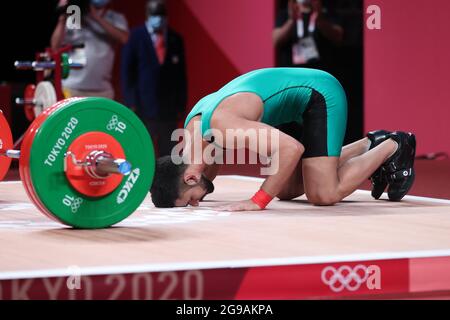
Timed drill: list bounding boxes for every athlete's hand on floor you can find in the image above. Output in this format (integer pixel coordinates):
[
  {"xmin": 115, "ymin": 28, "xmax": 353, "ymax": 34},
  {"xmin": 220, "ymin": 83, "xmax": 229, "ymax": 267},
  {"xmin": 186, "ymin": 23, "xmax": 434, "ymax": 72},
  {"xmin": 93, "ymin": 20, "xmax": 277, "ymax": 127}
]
[{"xmin": 218, "ymin": 200, "xmax": 262, "ymax": 212}]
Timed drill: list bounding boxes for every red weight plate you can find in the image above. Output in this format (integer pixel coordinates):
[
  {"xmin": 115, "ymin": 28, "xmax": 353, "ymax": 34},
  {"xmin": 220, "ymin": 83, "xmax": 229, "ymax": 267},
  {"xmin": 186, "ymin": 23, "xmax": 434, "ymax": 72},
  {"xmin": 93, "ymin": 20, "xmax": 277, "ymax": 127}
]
[
  {"xmin": 65, "ymin": 132, "xmax": 126, "ymax": 197},
  {"xmin": 20, "ymin": 102, "xmax": 67, "ymax": 221},
  {"xmin": 20, "ymin": 98, "xmax": 84, "ymax": 223},
  {"xmin": 20, "ymin": 98, "xmax": 84, "ymax": 221},
  {"xmin": 24, "ymin": 84, "xmax": 36, "ymax": 122},
  {"xmin": 22, "ymin": 98, "xmax": 86, "ymax": 221},
  {"xmin": 0, "ymin": 110, "xmax": 13, "ymax": 181}
]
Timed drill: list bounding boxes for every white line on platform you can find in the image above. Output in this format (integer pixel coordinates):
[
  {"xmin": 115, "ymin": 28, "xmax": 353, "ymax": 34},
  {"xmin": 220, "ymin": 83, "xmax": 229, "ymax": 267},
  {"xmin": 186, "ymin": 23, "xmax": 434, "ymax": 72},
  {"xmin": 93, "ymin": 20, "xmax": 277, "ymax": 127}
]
[
  {"xmin": 1, "ymin": 249, "xmax": 450, "ymax": 280},
  {"xmin": 0, "ymin": 181, "xmax": 22, "ymax": 185}
]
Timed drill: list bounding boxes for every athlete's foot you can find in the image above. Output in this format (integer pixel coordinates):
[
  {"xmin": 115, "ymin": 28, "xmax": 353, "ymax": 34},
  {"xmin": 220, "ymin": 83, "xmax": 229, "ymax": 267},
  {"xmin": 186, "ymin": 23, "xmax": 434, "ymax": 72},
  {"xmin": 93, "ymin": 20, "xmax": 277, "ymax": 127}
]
[
  {"xmin": 367, "ymin": 130, "xmax": 391, "ymax": 199},
  {"xmin": 382, "ymin": 132, "xmax": 416, "ymax": 201}
]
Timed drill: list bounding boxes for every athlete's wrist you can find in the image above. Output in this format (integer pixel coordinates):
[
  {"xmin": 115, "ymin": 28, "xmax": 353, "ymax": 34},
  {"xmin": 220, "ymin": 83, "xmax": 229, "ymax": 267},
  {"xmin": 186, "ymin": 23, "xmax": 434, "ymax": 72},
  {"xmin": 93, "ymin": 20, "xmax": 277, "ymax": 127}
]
[{"xmin": 251, "ymin": 189, "xmax": 274, "ymax": 209}]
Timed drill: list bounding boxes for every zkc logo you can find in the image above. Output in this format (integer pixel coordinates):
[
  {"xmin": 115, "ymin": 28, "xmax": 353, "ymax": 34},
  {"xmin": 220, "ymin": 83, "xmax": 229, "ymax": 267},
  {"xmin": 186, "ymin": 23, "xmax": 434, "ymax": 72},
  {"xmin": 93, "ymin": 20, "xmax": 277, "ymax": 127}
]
[{"xmin": 321, "ymin": 264, "xmax": 381, "ymax": 293}]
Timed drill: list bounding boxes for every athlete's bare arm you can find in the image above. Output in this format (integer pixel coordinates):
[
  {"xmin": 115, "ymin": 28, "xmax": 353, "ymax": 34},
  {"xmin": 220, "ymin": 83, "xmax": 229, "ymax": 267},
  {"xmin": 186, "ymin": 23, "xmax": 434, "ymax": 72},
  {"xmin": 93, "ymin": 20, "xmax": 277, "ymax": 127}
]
[{"xmin": 211, "ymin": 93, "xmax": 304, "ymax": 211}]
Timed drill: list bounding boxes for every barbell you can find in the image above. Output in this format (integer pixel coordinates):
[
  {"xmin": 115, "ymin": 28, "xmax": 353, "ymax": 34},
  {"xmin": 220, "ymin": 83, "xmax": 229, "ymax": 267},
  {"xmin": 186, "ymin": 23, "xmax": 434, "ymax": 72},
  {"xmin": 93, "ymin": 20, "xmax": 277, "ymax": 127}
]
[
  {"xmin": 14, "ymin": 53, "xmax": 84, "ymax": 79},
  {"xmin": 0, "ymin": 98, "xmax": 155, "ymax": 229}
]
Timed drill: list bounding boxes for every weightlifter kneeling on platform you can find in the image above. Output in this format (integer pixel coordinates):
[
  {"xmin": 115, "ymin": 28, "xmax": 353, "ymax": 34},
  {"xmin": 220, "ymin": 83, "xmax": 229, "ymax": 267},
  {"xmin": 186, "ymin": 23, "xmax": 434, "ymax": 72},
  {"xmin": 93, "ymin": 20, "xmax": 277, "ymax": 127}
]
[{"xmin": 150, "ymin": 68, "xmax": 416, "ymax": 211}]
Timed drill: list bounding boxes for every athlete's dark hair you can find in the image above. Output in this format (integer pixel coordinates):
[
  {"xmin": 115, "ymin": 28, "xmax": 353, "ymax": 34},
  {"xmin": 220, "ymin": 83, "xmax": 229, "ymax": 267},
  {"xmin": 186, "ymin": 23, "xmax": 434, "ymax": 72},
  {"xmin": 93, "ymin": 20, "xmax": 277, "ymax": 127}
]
[{"xmin": 150, "ymin": 156, "xmax": 187, "ymax": 208}]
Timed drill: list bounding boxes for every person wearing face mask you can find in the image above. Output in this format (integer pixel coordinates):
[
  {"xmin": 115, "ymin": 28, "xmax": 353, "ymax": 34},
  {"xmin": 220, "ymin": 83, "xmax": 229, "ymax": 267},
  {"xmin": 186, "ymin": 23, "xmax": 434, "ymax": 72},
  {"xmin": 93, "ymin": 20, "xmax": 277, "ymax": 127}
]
[
  {"xmin": 121, "ymin": 0, "xmax": 187, "ymax": 157},
  {"xmin": 51, "ymin": 0, "xmax": 129, "ymax": 99}
]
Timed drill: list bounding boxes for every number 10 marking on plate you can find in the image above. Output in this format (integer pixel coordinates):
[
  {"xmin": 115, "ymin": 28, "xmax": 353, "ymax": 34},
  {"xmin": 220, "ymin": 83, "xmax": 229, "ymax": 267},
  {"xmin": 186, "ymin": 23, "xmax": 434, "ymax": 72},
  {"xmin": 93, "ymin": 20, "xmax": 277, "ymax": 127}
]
[{"xmin": 107, "ymin": 115, "xmax": 127, "ymax": 134}]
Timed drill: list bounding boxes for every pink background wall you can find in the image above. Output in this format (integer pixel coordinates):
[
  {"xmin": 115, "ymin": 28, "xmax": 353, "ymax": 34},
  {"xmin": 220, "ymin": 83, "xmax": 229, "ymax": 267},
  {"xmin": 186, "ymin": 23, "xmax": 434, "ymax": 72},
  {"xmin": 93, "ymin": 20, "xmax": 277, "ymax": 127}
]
[{"xmin": 364, "ymin": 0, "xmax": 450, "ymax": 155}]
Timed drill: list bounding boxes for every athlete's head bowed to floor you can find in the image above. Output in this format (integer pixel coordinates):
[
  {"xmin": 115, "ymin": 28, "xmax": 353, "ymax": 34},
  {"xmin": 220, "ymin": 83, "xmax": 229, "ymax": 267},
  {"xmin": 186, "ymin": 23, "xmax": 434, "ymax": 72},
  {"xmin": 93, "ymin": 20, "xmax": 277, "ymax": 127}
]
[{"xmin": 150, "ymin": 68, "xmax": 416, "ymax": 211}]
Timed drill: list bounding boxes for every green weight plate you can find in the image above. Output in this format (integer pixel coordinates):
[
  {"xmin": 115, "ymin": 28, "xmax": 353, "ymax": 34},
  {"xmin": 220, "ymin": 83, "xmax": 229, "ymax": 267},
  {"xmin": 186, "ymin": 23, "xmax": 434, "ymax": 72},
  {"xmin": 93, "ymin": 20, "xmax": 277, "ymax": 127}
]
[
  {"xmin": 29, "ymin": 97, "xmax": 155, "ymax": 229},
  {"xmin": 61, "ymin": 53, "xmax": 70, "ymax": 79}
]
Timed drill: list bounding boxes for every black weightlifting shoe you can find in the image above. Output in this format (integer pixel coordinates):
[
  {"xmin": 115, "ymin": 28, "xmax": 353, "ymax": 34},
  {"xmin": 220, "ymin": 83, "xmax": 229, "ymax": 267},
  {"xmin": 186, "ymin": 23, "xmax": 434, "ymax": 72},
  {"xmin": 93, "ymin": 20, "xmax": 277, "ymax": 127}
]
[
  {"xmin": 367, "ymin": 130, "xmax": 391, "ymax": 199},
  {"xmin": 383, "ymin": 132, "xmax": 416, "ymax": 201}
]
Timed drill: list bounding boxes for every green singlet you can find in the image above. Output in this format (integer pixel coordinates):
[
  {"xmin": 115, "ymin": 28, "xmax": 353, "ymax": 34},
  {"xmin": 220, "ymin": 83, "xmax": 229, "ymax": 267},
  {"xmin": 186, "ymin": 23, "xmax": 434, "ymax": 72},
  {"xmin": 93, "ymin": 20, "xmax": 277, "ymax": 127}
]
[{"xmin": 184, "ymin": 68, "xmax": 348, "ymax": 157}]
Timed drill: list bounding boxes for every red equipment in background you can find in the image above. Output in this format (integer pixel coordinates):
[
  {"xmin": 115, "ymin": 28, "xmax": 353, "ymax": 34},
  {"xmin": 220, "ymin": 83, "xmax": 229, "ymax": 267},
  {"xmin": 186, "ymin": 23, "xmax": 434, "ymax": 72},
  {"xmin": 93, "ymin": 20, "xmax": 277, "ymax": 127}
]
[{"xmin": 14, "ymin": 44, "xmax": 84, "ymax": 122}]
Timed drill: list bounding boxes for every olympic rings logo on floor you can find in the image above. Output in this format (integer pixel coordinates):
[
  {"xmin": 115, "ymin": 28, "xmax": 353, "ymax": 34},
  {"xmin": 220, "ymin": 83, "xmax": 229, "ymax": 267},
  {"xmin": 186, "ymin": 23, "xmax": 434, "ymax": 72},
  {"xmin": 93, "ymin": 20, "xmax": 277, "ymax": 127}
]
[{"xmin": 321, "ymin": 264, "xmax": 380, "ymax": 293}]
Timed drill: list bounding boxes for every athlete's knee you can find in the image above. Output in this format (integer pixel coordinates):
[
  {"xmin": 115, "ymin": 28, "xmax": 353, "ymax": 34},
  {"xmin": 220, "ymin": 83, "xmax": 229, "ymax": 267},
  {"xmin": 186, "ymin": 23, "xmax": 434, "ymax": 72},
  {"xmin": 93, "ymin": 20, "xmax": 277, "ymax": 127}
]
[
  {"xmin": 292, "ymin": 141, "xmax": 305, "ymax": 153},
  {"xmin": 282, "ymin": 140, "xmax": 304, "ymax": 158},
  {"xmin": 306, "ymin": 190, "xmax": 340, "ymax": 206},
  {"xmin": 310, "ymin": 195, "xmax": 339, "ymax": 206}
]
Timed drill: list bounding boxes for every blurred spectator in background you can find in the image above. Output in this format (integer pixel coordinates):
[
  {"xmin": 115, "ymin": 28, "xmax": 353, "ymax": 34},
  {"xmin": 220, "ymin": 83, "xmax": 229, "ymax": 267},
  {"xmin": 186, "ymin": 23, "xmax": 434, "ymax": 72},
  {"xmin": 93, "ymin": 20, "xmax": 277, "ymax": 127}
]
[
  {"xmin": 273, "ymin": 0, "xmax": 343, "ymax": 69},
  {"xmin": 51, "ymin": 0, "xmax": 129, "ymax": 99},
  {"xmin": 274, "ymin": 0, "xmax": 364, "ymax": 144},
  {"xmin": 121, "ymin": 0, "xmax": 187, "ymax": 157}
]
